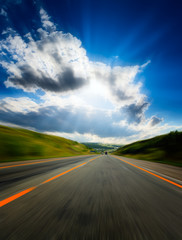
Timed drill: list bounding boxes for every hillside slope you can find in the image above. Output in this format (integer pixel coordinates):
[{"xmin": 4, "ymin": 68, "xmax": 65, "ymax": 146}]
[
  {"xmin": 0, "ymin": 125, "xmax": 91, "ymax": 162},
  {"xmin": 82, "ymin": 143, "xmax": 121, "ymax": 153},
  {"xmin": 114, "ymin": 131, "xmax": 182, "ymax": 166}
]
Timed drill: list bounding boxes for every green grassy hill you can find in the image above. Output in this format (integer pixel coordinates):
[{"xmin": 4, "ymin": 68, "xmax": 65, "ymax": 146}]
[
  {"xmin": 114, "ymin": 131, "xmax": 182, "ymax": 166},
  {"xmin": 0, "ymin": 125, "xmax": 92, "ymax": 162},
  {"xmin": 82, "ymin": 142, "xmax": 121, "ymax": 153}
]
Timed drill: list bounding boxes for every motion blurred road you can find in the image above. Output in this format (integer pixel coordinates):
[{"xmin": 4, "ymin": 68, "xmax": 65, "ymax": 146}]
[{"xmin": 0, "ymin": 155, "xmax": 181, "ymax": 239}]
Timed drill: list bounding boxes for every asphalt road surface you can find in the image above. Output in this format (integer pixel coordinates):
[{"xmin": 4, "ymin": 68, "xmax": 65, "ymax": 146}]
[{"xmin": 0, "ymin": 155, "xmax": 181, "ymax": 240}]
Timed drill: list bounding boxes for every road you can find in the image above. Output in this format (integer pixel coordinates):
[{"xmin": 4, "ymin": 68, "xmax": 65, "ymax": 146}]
[{"xmin": 0, "ymin": 155, "xmax": 181, "ymax": 240}]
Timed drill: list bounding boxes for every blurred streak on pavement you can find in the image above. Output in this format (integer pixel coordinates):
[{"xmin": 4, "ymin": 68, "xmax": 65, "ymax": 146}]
[{"xmin": 0, "ymin": 155, "xmax": 181, "ymax": 239}]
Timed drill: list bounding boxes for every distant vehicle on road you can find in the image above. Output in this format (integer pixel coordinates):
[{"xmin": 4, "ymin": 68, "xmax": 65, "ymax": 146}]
[{"xmin": 105, "ymin": 151, "xmax": 108, "ymax": 155}]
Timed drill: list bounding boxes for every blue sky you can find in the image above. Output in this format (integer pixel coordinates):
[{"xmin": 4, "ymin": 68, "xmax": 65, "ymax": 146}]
[{"xmin": 0, "ymin": 0, "xmax": 182, "ymax": 143}]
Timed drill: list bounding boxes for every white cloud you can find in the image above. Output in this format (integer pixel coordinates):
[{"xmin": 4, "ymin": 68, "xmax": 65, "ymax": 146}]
[
  {"xmin": 0, "ymin": 8, "xmax": 146, "ymax": 107},
  {"xmin": 0, "ymin": 8, "xmax": 174, "ymax": 144},
  {"xmin": 0, "ymin": 97, "xmax": 39, "ymax": 113},
  {"xmin": 1, "ymin": 27, "xmax": 16, "ymax": 35},
  {"xmin": 140, "ymin": 59, "xmax": 151, "ymax": 69},
  {"xmin": 0, "ymin": 9, "xmax": 7, "ymax": 17},
  {"xmin": 39, "ymin": 8, "xmax": 56, "ymax": 31},
  {"xmin": 0, "ymin": 96, "xmax": 136, "ymax": 138},
  {"xmin": 0, "ymin": 96, "xmax": 177, "ymax": 144}
]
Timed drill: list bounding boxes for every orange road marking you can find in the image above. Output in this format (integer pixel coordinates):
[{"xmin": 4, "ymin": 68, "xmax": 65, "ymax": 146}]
[
  {"xmin": 0, "ymin": 156, "xmax": 99, "ymax": 208},
  {"xmin": 0, "ymin": 187, "xmax": 36, "ymax": 207},
  {"xmin": 0, "ymin": 155, "xmax": 94, "ymax": 170},
  {"xmin": 113, "ymin": 156, "xmax": 182, "ymax": 189},
  {"xmin": 42, "ymin": 162, "xmax": 87, "ymax": 184}
]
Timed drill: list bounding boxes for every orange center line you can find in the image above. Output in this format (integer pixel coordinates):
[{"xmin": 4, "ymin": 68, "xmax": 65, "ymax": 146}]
[
  {"xmin": 0, "ymin": 155, "xmax": 93, "ymax": 169},
  {"xmin": 0, "ymin": 156, "xmax": 99, "ymax": 208},
  {"xmin": 0, "ymin": 187, "xmax": 36, "ymax": 208},
  {"xmin": 113, "ymin": 156, "xmax": 182, "ymax": 189},
  {"xmin": 41, "ymin": 162, "xmax": 87, "ymax": 184}
]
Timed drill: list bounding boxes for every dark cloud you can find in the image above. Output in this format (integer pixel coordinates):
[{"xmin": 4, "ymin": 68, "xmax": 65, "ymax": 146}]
[
  {"xmin": 124, "ymin": 102, "xmax": 149, "ymax": 123},
  {"xmin": 1, "ymin": 26, "xmax": 87, "ymax": 93},
  {"xmin": 150, "ymin": 116, "xmax": 163, "ymax": 126},
  {"xmin": 51, "ymin": 52, "xmax": 62, "ymax": 64},
  {"xmin": 8, "ymin": 65, "xmax": 86, "ymax": 92},
  {"xmin": 0, "ymin": 106, "xmax": 136, "ymax": 138},
  {"xmin": 114, "ymin": 89, "xmax": 133, "ymax": 101}
]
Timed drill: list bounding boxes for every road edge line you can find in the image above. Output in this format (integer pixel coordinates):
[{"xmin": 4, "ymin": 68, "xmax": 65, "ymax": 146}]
[{"xmin": 113, "ymin": 155, "xmax": 182, "ymax": 189}]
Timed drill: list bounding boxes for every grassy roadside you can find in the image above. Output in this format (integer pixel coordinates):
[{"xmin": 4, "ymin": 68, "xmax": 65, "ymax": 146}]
[
  {"xmin": 114, "ymin": 131, "xmax": 182, "ymax": 167},
  {"xmin": 0, "ymin": 125, "xmax": 92, "ymax": 163}
]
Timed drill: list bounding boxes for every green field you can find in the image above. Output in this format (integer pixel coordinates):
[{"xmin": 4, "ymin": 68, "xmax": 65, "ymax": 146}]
[
  {"xmin": 82, "ymin": 142, "xmax": 121, "ymax": 153},
  {"xmin": 114, "ymin": 131, "xmax": 182, "ymax": 167},
  {"xmin": 0, "ymin": 125, "xmax": 92, "ymax": 162}
]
